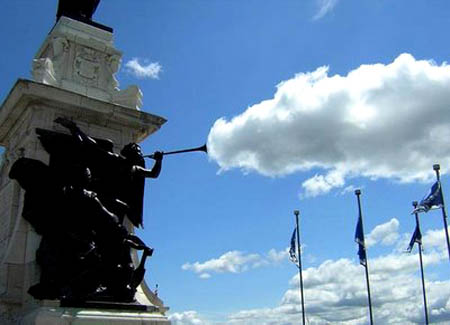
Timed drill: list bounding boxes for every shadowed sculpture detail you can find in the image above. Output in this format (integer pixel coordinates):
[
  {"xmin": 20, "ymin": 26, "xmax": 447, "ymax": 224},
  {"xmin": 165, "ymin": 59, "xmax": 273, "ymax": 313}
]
[
  {"xmin": 56, "ymin": 0, "xmax": 113, "ymax": 32},
  {"xmin": 8, "ymin": 119, "xmax": 163, "ymax": 303},
  {"xmin": 57, "ymin": 0, "xmax": 100, "ymax": 22}
]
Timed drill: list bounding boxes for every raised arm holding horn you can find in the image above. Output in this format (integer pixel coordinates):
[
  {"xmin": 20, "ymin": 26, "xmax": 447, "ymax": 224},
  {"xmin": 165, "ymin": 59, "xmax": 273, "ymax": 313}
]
[
  {"xmin": 144, "ymin": 144, "xmax": 207, "ymax": 159},
  {"xmin": 54, "ymin": 117, "xmax": 163, "ymax": 229}
]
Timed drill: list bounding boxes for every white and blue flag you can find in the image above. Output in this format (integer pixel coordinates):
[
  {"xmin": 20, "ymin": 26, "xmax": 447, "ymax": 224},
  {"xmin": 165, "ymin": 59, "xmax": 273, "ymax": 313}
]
[
  {"xmin": 412, "ymin": 181, "xmax": 443, "ymax": 214},
  {"xmin": 289, "ymin": 228, "xmax": 299, "ymax": 268}
]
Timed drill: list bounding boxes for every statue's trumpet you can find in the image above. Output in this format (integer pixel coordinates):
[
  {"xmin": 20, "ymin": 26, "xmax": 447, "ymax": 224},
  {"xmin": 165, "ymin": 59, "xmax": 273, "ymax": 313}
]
[{"xmin": 143, "ymin": 144, "xmax": 207, "ymax": 159}]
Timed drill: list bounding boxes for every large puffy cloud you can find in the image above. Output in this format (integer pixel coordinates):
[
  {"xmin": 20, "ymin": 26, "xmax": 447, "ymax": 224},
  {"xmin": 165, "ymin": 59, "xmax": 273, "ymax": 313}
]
[{"xmin": 208, "ymin": 54, "xmax": 450, "ymax": 197}]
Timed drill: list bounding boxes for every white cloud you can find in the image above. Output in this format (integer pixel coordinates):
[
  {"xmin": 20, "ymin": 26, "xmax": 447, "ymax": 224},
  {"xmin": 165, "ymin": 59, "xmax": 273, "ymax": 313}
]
[
  {"xmin": 208, "ymin": 54, "xmax": 450, "ymax": 197},
  {"xmin": 125, "ymin": 57, "xmax": 162, "ymax": 79},
  {"xmin": 225, "ymin": 227, "xmax": 449, "ymax": 325},
  {"xmin": 314, "ymin": 0, "xmax": 340, "ymax": 20},
  {"xmin": 267, "ymin": 248, "xmax": 289, "ymax": 263},
  {"xmin": 176, "ymin": 223, "xmax": 450, "ymax": 324},
  {"xmin": 423, "ymin": 226, "xmax": 450, "ymax": 253},
  {"xmin": 199, "ymin": 273, "xmax": 211, "ymax": 279},
  {"xmin": 182, "ymin": 251, "xmax": 261, "ymax": 277},
  {"xmin": 182, "ymin": 249, "xmax": 288, "ymax": 278},
  {"xmin": 365, "ymin": 218, "xmax": 400, "ymax": 247},
  {"xmin": 301, "ymin": 169, "xmax": 345, "ymax": 198},
  {"xmin": 168, "ymin": 311, "xmax": 208, "ymax": 325}
]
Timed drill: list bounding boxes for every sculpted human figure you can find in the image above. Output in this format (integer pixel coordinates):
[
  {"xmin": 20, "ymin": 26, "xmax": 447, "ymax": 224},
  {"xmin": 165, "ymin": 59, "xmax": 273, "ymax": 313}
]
[
  {"xmin": 54, "ymin": 117, "xmax": 163, "ymax": 228},
  {"xmin": 106, "ymin": 54, "xmax": 121, "ymax": 92},
  {"xmin": 9, "ymin": 157, "xmax": 154, "ymax": 302}
]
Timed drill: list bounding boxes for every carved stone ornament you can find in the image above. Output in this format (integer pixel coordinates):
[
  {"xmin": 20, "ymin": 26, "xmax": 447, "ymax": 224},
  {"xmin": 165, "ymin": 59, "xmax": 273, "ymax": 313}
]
[
  {"xmin": 32, "ymin": 16, "xmax": 144, "ymax": 110},
  {"xmin": 32, "ymin": 58, "xmax": 58, "ymax": 86},
  {"xmin": 74, "ymin": 47, "xmax": 101, "ymax": 86}
]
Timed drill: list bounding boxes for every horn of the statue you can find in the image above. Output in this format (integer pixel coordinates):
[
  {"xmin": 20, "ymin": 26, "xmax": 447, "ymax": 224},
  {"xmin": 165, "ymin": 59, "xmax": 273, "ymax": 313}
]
[{"xmin": 144, "ymin": 144, "xmax": 207, "ymax": 159}]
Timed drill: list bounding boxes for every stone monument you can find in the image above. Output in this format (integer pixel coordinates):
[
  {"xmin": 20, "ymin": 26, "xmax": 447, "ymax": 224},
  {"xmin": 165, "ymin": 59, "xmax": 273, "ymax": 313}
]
[{"xmin": 0, "ymin": 2, "xmax": 171, "ymax": 324}]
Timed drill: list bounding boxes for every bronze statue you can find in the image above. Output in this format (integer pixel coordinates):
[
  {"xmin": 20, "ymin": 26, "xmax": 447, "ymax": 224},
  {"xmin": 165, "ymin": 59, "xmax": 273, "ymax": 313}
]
[
  {"xmin": 55, "ymin": 0, "xmax": 112, "ymax": 32},
  {"xmin": 53, "ymin": 117, "xmax": 163, "ymax": 228},
  {"xmin": 9, "ymin": 157, "xmax": 153, "ymax": 302},
  {"xmin": 56, "ymin": 0, "xmax": 100, "ymax": 22},
  {"xmin": 8, "ymin": 117, "xmax": 162, "ymax": 303}
]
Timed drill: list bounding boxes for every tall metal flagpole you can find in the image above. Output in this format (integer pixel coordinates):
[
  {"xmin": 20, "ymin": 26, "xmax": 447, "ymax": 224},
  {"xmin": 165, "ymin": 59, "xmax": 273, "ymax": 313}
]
[
  {"xmin": 294, "ymin": 210, "xmax": 306, "ymax": 325},
  {"xmin": 413, "ymin": 201, "xmax": 429, "ymax": 325},
  {"xmin": 355, "ymin": 190, "xmax": 374, "ymax": 325},
  {"xmin": 433, "ymin": 164, "xmax": 450, "ymax": 261}
]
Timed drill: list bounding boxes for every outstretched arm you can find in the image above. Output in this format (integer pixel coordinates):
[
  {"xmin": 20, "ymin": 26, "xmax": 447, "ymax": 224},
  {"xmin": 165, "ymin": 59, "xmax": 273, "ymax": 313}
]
[
  {"xmin": 55, "ymin": 117, "xmax": 122, "ymax": 162},
  {"xmin": 132, "ymin": 151, "xmax": 163, "ymax": 179},
  {"xmin": 54, "ymin": 117, "xmax": 97, "ymax": 146}
]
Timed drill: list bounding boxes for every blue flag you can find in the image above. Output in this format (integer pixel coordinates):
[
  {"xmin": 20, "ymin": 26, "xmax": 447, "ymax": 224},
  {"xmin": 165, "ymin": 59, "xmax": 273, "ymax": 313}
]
[
  {"xmin": 289, "ymin": 228, "xmax": 299, "ymax": 267},
  {"xmin": 407, "ymin": 224, "xmax": 422, "ymax": 253},
  {"xmin": 355, "ymin": 216, "xmax": 367, "ymax": 266},
  {"xmin": 412, "ymin": 181, "xmax": 443, "ymax": 214}
]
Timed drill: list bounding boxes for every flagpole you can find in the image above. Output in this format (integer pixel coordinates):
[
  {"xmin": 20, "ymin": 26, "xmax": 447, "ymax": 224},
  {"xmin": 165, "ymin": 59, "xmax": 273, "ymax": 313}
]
[
  {"xmin": 433, "ymin": 164, "xmax": 450, "ymax": 261},
  {"xmin": 413, "ymin": 201, "xmax": 429, "ymax": 325},
  {"xmin": 294, "ymin": 210, "xmax": 306, "ymax": 325},
  {"xmin": 355, "ymin": 190, "xmax": 374, "ymax": 325}
]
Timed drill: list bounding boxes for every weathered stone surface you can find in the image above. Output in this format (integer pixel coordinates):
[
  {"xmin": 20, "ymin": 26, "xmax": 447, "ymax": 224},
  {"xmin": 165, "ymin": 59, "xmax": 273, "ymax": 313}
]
[
  {"xmin": 1, "ymin": 6, "xmax": 171, "ymax": 322},
  {"xmin": 32, "ymin": 17, "xmax": 143, "ymax": 110},
  {"xmin": 20, "ymin": 304, "xmax": 171, "ymax": 325}
]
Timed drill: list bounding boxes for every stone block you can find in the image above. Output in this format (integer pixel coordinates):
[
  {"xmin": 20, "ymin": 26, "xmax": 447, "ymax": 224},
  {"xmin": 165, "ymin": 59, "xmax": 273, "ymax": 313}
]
[{"xmin": 20, "ymin": 306, "xmax": 171, "ymax": 325}]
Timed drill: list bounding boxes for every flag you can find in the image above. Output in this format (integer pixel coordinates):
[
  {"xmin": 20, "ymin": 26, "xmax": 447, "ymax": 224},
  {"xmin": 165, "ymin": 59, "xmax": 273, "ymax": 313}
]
[
  {"xmin": 355, "ymin": 216, "xmax": 367, "ymax": 266},
  {"xmin": 289, "ymin": 228, "xmax": 299, "ymax": 267},
  {"xmin": 407, "ymin": 224, "xmax": 422, "ymax": 253},
  {"xmin": 413, "ymin": 181, "xmax": 443, "ymax": 213}
]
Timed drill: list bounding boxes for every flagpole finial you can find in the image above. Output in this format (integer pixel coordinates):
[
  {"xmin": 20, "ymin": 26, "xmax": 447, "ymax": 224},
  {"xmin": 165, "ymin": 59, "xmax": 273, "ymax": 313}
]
[
  {"xmin": 355, "ymin": 189, "xmax": 361, "ymax": 196},
  {"xmin": 412, "ymin": 201, "xmax": 418, "ymax": 208},
  {"xmin": 294, "ymin": 210, "xmax": 299, "ymax": 217},
  {"xmin": 433, "ymin": 164, "xmax": 440, "ymax": 171}
]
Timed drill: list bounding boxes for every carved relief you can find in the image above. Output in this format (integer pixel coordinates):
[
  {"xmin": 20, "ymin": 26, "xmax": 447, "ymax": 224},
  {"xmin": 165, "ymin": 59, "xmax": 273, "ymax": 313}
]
[
  {"xmin": 51, "ymin": 36, "xmax": 70, "ymax": 79},
  {"xmin": 73, "ymin": 47, "xmax": 101, "ymax": 86},
  {"xmin": 31, "ymin": 58, "xmax": 57, "ymax": 86},
  {"xmin": 31, "ymin": 17, "xmax": 145, "ymax": 109},
  {"xmin": 106, "ymin": 54, "xmax": 121, "ymax": 92},
  {"xmin": 113, "ymin": 85, "xmax": 143, "ymax": 110}
]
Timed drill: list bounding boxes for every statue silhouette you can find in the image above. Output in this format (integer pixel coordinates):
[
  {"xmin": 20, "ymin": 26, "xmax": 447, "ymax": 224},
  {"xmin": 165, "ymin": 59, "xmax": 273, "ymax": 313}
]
[
  {"xmin": 8, "ymin": 124, "xmax": 157, "ymax": 303},
  {"xmin": 56, "ymin": 0, "xmax": 100, "ymax": 22}
]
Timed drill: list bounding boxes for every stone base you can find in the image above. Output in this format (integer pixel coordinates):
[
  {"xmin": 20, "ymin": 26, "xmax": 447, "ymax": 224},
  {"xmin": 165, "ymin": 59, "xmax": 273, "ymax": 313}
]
[{"xmin": 20, "ymin": 305, "xmax": 171, "ymax": 325}]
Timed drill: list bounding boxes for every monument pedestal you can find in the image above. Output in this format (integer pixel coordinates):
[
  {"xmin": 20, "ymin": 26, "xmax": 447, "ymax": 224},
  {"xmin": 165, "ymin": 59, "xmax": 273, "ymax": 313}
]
[
  {"xmin": 20, "ymin": 301, "xmax": 170, "ymax": 325},
  {"xmin": 0, "ymin": 13, "xmax": 170, "ymax": 325}
]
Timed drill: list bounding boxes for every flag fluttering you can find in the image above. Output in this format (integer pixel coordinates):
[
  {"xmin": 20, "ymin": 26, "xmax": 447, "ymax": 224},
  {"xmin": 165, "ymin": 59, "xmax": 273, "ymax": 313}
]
[
  {"xmin": 289, "ymin": 228, "xmax": 299, "ymax": 267},
  {"xmin": 355, "ymin": 215, "xmax": 367, "ymax": 266},
  {"xmin": 354, "ymin": 189, "xmax": 374, "ymax": 325},
  {"xmin": 407, "ymin": 224, "xmax": 422, "ymax": 253},
  {"xmin": 411, "ymin": 201, "xmax": 429, "ymax": 324},
  {"xmin": 412, "ymin": 181, "xmax": 443, "ymax": 214}
]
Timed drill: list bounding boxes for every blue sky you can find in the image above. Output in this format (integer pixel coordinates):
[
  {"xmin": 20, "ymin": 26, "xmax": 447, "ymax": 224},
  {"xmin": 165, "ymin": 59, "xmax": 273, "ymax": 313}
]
[{"xmin": 1, "ymin": 1, "xmax": 450, "ymax": 324}]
